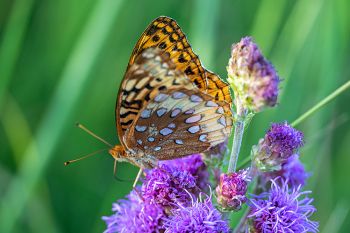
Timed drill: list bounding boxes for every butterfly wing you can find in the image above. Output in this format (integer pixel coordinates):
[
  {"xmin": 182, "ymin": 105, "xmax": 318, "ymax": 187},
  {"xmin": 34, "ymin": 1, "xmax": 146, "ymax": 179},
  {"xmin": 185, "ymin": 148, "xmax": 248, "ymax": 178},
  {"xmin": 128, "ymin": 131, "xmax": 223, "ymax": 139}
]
[
  {"xmin": 117, "ymin": 48, "xmax": 194, "ymax": 144},
  {"xmin": 206, "ymin": 70, "xmax": 232, "ymax": 103},
  {"xmin": 124, "ymin": 88, "xmax": 233, "ymax": 162},
  {"xmin": 127, "ymin": 16, "xmax": 232, "ymax": 104},
  {"xmin": 128, "ymin": 16, "xmax": 207, "ymax": 90}
]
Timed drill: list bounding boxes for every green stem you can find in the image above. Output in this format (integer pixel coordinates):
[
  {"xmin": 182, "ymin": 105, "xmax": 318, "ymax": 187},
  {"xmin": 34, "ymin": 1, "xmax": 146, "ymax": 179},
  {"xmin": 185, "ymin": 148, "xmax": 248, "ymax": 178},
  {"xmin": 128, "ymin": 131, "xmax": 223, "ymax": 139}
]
[
  {"xmin": 228, "ymin": 118, "xmax": 245, "ymax": 173},
  {"xmin": 291, "ymin": 80, "xmax": 350, "ymax": 127},
  {"xmin": 233, "ymin": 208, "xmax": 250, "ymax": 233}
]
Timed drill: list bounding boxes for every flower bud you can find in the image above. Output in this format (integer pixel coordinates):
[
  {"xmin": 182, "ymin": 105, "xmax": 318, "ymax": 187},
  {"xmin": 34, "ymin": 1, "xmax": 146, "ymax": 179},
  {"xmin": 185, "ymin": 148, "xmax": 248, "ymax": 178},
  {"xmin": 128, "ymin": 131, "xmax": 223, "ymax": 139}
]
[
  {"xmin": 253, "ymin": 122, "xmax": 304, "ymax": 171},
  {"xmin": 216, "ymin": 170, "xmax": 250, "ymax": 211},
  {"xmin": 228, "ymin": 37, "xmax": 279, "ymax": 112}
]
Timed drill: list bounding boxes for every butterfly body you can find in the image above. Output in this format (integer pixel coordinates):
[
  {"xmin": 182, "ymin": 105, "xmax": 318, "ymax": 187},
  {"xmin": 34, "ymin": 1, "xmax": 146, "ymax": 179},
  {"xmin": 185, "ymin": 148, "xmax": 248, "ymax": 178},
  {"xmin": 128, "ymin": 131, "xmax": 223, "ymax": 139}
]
[{"xmin": 111, "ymin": 16, "xmax": 233, "ymax": 169}]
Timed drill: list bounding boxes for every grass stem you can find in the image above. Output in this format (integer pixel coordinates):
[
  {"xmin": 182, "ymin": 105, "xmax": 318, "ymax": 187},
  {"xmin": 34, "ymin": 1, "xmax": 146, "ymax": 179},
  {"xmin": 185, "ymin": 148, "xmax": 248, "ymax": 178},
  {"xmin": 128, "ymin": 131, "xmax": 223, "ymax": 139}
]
[{"xmin": 292, "ymin": 80, "xmax": 350, "ymax": 127}]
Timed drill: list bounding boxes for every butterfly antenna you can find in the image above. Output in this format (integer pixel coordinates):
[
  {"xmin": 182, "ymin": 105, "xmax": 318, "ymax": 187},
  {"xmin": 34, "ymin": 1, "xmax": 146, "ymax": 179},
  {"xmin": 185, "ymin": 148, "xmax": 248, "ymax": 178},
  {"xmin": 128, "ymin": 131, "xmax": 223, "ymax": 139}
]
[
  {"xmin": 113, "ymin": 160, "xmax": 123, "ymax": 181},
  {"xmin": 64, "ymin": 148, "xmax": 108, "ymax": 166},
  {"xmin": 76, "ymin": 123, "xmax": 113, "ymax": 147}
]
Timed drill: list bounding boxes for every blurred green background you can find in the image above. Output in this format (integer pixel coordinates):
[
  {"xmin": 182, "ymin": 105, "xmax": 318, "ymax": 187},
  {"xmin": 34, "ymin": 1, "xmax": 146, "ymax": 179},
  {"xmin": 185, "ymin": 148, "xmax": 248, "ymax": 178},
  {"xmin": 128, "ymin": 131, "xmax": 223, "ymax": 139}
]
[{"xmin": 0, "ymin": 0, "xmax": 349, "ymax": 232}]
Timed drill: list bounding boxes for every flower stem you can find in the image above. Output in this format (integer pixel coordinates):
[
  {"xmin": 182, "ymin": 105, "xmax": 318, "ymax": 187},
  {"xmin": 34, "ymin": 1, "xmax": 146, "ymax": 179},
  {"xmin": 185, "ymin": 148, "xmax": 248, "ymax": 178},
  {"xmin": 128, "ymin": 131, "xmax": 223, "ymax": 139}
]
[
  {"xmin": 233, "ymin": 207, "xmax": 250, "ymax": 233},
  {"xmin": 228, "ymin": 117, "xmax": 245, "ymax": 173},
  {"xmin": 292, "ymin": 80, "xmax": 350, "ymax": 127}
]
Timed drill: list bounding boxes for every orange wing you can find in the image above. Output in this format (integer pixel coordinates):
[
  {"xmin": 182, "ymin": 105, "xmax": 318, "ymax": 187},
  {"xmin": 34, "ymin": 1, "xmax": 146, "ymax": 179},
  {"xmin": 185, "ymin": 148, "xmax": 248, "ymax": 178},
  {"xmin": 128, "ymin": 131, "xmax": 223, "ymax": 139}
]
[
  {"xmin": 128, "ymin": 16, "xmax": 207, "ymax": 90},
  {"xmin": 127, "ymin": 16, "xmax": 232, "ymax": 104}
]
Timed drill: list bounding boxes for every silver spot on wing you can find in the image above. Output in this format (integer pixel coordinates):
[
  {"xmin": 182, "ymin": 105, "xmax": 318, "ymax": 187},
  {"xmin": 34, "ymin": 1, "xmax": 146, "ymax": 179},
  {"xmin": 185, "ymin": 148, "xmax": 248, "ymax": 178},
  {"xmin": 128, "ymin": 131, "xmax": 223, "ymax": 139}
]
[
  {"xmin": 185, "ymin": 115, "xmax": 201, "ymax": 124},
  {"xmin": 188, "ymin": 125, "xmax": 200, "ymax": 134},
  {"xmin": 160, "ymin": 128, "xmax": 173, "ymax": 136},
  {"xmin": 175, "ymin": 139, "xmax": 184, "ymax": 145},
  {"xmin": 141, "ymin": 109, "xmax": 151, "ymax": 119},
  {"xmin": 218, "ymin": 116, "xmax": 227, "ymax": 127},
  {"xmin": 171, "ymin": 108, "xmax": 181, "ymax": 118},
  {"xmin": 199, "ymin": 134, "xmax": 208, "ymax": 142},
  {"xmin": 135, "ymin": 125, "xmax": 147, "ymax": 132},
  {"xmin": 156, "ymin": 108, "xmax": 167, "ymax": 117},
  {"xmin": 154, "ymin": 93, "xmax": 169, "ymax": 102},
  {"xmin": 190, "ymin": 94, "xmax": 203, "ymax": 102},
  {"xmin": 206, "ymin": 101, "xmax": 219, "ymax": 107},
  {"xmin": 172, "ymin": 91, "xmax": 186, "ymax": 99}
]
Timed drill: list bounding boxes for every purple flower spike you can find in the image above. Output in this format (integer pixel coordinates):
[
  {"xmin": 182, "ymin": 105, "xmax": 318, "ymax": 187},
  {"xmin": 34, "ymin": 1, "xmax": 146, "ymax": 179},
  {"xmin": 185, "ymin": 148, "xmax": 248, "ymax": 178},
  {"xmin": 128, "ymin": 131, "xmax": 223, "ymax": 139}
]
[
  {"xmin": 216, "ymin": 169, "xmax": 250, "ymax": 211},
  {"xmin": 228, "ymin": 37, "xmax": 280, "ymax": 112},
  {"xmin": 262, "ymin": 154, "xmax": 309, "ymax": 188},
  {"xmin": 102, "ymin": 190, "xmax": 166, "ymax": 233},
  {"xmin": 253, "ymin": 122, "xmax": 304, "ymax": 171},
  {"xmin": 160, "ymin": 154, "xmax": 209, "ymax": 191},
  {"xmin": 248, "ymin": 178, "xmax": 319, "ymax": 233},
  {"xmin": 142, "ymin": 164, "xmax": 197, "ymax": 207},
  {"xmin": 163, "ymin": 194, "xmax": 230, "ymax": 233}
]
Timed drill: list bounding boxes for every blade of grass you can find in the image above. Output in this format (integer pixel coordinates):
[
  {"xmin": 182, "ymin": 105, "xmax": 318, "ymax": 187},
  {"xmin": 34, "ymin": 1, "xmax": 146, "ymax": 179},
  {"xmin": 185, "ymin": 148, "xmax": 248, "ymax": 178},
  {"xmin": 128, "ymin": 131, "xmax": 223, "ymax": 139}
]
[
  {"xmin": 1, "ymin": 95, "xmax": 34, "ymax": 164},
  {"xmin": 0, "ymin": 0, "xmax": 35, "ymax": 108},
  {"xmin": 1, "ymin": 95, "xmax": 60, "ymax": 232},
  {"xmin": 291, "ymin": 80, "xmax": 350, "ymax": 127},
  {"xmin": 190, "ymin": 0, "xmax": 220, "ymax": 68},
  {"xmin": 250, "ymin": 0, "xmax": 287, "ymax": 54},
  {"xmin": 0, "ymin": 0, "xmax": 125, "ymax": 231},
  {"xmin": 322, "ymin": 201, "xmax": 349, "ymax": 233},
  {"xmin": 271, "ymin": 0, "xmax": 324, "ymax": 97}
]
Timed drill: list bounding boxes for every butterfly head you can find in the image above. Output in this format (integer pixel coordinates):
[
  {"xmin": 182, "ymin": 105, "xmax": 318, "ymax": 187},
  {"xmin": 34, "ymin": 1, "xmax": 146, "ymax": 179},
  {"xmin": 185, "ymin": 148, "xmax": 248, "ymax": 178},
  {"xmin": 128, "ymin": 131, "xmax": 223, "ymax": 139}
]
[{"xmin": 108, "ymin": 145, "xmax": 126, "ymax": 160}]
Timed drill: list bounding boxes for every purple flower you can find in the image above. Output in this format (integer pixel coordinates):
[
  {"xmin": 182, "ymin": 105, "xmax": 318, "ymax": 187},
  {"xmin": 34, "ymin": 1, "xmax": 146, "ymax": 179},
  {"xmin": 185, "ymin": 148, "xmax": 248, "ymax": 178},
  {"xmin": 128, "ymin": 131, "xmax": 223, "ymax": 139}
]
[
  {"xmin": 248, "ymin": 178, "xmax": 318, "ymax": 233},
  {"xmin": 253, "ymin": 122, "xmax": 304, "ymax": 171},
  {"xmin": 160, "ymin": 154, "xmax": 209, "ymax": 191},
  {"xmin": 262, "ymin": 154, "xmax": 309, "ymax": 188},
  {"xmin": 163, "ymin": 194, "xmax": 230, "ymax": 233},
  {"xmin": 102, "ymin": 190, "xmax": 166, "ymax": 233},
  {"xmin": 227, "ymin": 37, "xmax": 280, "ymax": 112},
  {"xmin": 142, "ymin": 164, "xmax": 197, "ymax": 207},
  {"xmin": 216, "ymin": 169, "xmax": 250, "ymax": 211}
]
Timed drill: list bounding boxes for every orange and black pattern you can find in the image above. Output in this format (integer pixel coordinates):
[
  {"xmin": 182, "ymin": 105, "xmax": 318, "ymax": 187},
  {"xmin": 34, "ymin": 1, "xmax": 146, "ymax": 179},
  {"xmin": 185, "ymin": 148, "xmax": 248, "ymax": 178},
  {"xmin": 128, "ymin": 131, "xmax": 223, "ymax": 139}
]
[{"xmin": 128, "ymin": 16, "xmax": 231, "ymax": 103}]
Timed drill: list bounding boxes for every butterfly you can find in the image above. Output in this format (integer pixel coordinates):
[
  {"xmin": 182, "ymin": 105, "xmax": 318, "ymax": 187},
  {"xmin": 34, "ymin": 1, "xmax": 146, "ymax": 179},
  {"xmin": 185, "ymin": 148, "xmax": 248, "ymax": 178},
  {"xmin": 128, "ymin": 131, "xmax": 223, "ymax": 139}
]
[{"xmin": 109, "ymin": 16, "xmax": 233, "ymax": 169}]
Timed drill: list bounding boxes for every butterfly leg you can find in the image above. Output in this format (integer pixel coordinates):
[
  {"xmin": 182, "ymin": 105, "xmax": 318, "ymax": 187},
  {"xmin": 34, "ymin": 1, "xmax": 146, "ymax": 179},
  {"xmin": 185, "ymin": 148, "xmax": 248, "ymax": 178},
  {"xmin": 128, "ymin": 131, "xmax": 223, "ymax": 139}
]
[
  {"xmin": 132, "ymin": 168, "xmax": 145, "ymax": 200},
  {"xmin": 132, "ymin": 168, "xmax": 143, "ymax": 188}
]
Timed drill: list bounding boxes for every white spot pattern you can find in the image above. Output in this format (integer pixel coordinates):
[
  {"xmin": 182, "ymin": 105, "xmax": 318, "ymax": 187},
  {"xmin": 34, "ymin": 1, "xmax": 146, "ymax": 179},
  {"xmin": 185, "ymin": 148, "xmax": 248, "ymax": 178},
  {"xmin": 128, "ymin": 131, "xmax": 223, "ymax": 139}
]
[
  {"xmin": 135, "ymin": 125, "xmax": 147, "ymax": 132},
  {"xmin": 160, "ymin": 128, "xmax": 173, "ymax": 136},
  {"xmin": 157, "ymin": 108, "xmax": 167, "ymax": 117},
  {"xmin": 185, "ymin": 115, "xmax": 201, "ymax": 124},
  {"xmin": 188, "ymin": 125, "xmax": 200, "ymax": 134}
]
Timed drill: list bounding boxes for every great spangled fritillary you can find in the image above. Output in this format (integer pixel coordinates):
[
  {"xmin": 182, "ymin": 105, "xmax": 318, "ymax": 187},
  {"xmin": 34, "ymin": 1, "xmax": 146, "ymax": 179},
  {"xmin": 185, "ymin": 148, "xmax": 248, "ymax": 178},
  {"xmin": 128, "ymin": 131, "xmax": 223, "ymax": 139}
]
[{"xmin": 109, "ymin": 16, "xmax": 233, "ymax": 169}]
